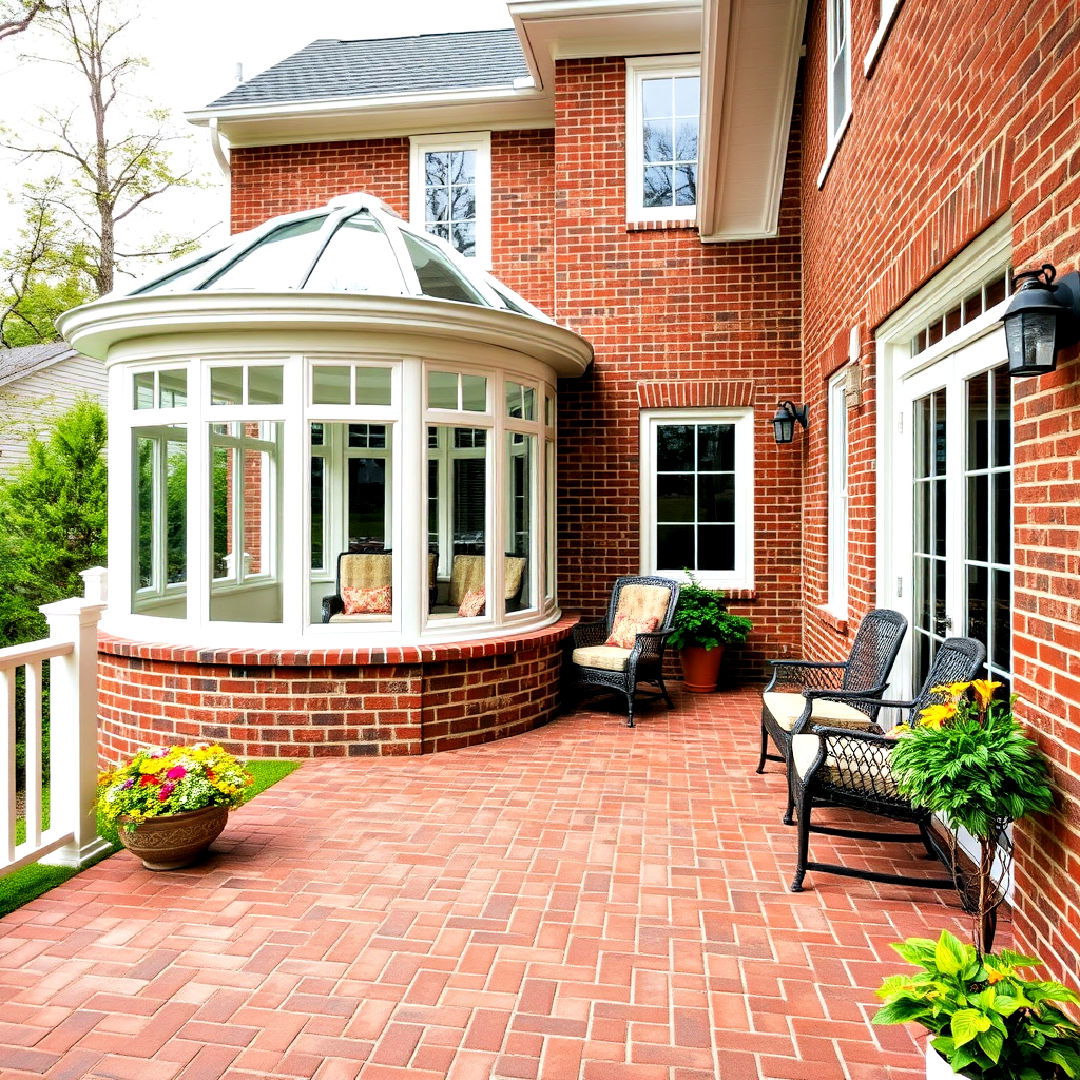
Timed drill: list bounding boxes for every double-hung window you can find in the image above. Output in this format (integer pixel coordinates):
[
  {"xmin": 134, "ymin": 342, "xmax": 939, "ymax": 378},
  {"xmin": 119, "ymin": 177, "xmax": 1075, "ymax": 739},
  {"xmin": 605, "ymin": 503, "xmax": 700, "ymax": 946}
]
[
  {"xmin": 625, "ymin": 56, "xmax": 700, "ymax": 224},
  {"xmin": 825, "ymin": 0, "xmax": 851, "ymax": 151},
  {"xmin": 640, "ymin": 409, "xmax": 754, "ymax": 589},
  {"xmin": 410, "ymin": 133, "xmax": 491, "ymax": 266},
  {"xmin": 827, "ymin": 372, "xmax": 849, "ymax": 616}
]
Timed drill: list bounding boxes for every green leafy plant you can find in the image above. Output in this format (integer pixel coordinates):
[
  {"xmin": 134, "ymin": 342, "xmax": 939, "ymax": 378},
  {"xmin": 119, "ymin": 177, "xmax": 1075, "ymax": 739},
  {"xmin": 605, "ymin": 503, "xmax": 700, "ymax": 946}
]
[
  {"xmin": 890, "ymin": 681, "xmax": 1053, "ymax": 952},
  {"xmin": 96, "ymin": 744, "xmax": 253, "ymax": 825},
  {"xmin": 873, "ymin": 929, "xmax": 1080, "ymax": 1078},
  {"xmin": 667, "ymin": 571, "xmax": 753, "ymax": 651}
]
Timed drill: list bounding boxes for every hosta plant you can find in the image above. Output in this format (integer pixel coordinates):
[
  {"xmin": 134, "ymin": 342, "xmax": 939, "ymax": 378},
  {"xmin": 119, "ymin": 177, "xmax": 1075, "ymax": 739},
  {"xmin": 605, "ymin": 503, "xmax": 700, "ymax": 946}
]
[
  {"xmin": 873, "ymin": 929, "xmax": 1080, "ymax": 1079},
  {"xmin": 667, "ymin": 571, "xmax": 753, "ymax": 651},
  {"xmin": 889, "ymin": 680, "xmax": 1053, "ymax": 952},
  {"xmin": 96, "ymin": 744, "xmax": 253, "ymax": 824}
]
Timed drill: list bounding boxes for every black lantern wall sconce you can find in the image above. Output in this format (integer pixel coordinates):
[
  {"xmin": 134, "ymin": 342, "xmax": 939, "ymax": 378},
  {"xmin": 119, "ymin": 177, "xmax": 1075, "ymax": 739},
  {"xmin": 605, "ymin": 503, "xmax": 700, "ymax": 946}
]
[
  {"xmin": 772, "ymin": 400, "xmax": 809, "ymax": 444},
  {"xmin": 1003, "ymin": 264, "xmax": 1080, "ymax": 377}
]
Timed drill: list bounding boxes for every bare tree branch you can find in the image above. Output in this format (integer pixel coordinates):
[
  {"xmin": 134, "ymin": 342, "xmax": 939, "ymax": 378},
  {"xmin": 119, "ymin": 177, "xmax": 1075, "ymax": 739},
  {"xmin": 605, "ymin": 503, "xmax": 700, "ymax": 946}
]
[{"xmin": 0, "ymin": 1, "xmax": 48, "ymax": 43}]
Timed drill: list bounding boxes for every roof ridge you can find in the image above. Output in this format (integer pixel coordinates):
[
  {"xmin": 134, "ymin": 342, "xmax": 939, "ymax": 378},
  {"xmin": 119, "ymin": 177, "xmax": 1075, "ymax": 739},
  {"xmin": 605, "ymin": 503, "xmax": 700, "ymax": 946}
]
[{"xmin": 308, "ymin": 28, "xmax": 516, "ymax": 47}]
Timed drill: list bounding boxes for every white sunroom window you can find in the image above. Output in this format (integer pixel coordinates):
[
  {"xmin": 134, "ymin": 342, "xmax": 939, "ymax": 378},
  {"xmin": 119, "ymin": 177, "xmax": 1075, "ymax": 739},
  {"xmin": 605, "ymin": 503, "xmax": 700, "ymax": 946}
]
[
  {"xmin": 640, "ymin": 409, "xmax": 754, "ymax": 588},
  {"xmin": 410, "ymin": 133, "xmax": 491, "ymax": 266},
  {"xmin": 625, "ymin": 56, "xmax": 700, "ymax": 223},
  {"xmin": 827, "ymin": 372, "xmax": 849, "ymax": 616}
]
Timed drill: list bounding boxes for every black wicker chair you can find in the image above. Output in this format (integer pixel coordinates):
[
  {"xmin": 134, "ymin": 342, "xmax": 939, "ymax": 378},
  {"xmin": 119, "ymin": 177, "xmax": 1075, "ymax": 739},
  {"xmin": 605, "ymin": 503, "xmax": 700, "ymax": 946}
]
[
  {"xmin": 758, "ymin": 609, "xmax": 908, "ymax": 777},
  {"xmin": 570, "ymin": 576, "xmax": 680, "ymax": 728},
  {"xmin": 787, "ymin": 636, "xmax": 986, "ymax": 894}
]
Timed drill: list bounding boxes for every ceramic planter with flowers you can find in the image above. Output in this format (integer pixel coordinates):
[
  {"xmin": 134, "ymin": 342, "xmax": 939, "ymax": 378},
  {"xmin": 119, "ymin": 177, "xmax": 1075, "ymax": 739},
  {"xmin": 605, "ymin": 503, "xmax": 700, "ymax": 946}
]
[{"xmin": 97, "ymin": 744, "xmax": 253, "ymax": 870}]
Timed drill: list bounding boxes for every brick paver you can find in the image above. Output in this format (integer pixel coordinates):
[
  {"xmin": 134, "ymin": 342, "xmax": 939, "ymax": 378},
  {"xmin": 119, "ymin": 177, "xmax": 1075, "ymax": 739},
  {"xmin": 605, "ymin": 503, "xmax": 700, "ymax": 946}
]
[{"xmin": 0, "ymin": 690, "xmax": 978, "ymax": 1078}]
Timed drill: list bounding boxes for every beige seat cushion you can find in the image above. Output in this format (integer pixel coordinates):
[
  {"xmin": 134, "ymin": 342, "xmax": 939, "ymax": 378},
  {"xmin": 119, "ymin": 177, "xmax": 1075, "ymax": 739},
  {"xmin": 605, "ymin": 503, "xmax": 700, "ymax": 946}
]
[
  {"xmin": 449, "ymin": 555, "xmax": 528, "ymax": 604},
  {"xmin": 328, "ymin": 613, "xmax": 393, "ymax": 624},
  {"xmin": 340, "ymin": 553, "xmax": 392, "ymax": 589},
  {"xmin": 614, "ymin": 583, "xmax": 672, "ymax": 626},
  {"xmin": 791, "ymin": 733, "xmax": 900, "ymax": 795},
  {"xmin": 572, "ymin": 645, "xmax": 632, "ymax": 672},
  {"xmin": 763, "ymin": 691, "xmax": 876, "ymax": 732}
]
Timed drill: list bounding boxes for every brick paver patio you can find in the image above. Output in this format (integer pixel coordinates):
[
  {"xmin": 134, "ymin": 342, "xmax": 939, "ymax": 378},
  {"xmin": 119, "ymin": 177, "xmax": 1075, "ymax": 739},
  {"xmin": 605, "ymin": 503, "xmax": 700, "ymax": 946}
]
[{"xmin": 0, "ymin": 689, "xmax": 980, "ymax": 1079}]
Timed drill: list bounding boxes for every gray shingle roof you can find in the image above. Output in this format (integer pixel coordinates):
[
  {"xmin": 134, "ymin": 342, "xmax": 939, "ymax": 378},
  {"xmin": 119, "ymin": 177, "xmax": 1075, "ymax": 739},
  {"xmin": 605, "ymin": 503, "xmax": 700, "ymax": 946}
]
[
  {"xmin": 0, "ymin": 343, "xmax": 76, "ymax": 386},
  {"xmin": 206, "ymin": 29, "xmax": 528, "ymax": 110}
]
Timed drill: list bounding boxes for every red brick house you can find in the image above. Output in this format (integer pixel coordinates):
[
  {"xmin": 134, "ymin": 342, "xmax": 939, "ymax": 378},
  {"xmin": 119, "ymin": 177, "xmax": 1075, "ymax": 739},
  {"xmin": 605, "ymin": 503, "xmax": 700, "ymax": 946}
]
[{"xmin": 59, "ymin": 0, "xmax": 1080, "ymax": 987}]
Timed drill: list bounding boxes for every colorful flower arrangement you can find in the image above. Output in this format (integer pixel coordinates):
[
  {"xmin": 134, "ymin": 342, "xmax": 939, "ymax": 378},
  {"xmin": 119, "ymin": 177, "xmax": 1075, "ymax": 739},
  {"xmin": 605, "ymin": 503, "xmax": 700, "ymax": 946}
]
[{"xmin": 96, "ymin": 744, "xmax": 253, "ymax": 825}]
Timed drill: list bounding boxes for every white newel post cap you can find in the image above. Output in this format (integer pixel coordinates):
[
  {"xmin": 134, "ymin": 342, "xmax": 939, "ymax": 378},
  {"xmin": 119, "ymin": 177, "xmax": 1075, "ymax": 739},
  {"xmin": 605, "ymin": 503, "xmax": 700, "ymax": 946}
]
[{"xmin": 80, "ymin": 566, "xmax": 109, "ymax": 604}]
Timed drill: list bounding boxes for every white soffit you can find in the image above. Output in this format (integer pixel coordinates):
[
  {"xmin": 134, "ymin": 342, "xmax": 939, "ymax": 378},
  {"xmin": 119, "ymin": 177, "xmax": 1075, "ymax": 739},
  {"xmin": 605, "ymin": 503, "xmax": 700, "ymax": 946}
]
[{"xmin": 697, "ymin": 0, "xmax": 806, "ymax": 242}]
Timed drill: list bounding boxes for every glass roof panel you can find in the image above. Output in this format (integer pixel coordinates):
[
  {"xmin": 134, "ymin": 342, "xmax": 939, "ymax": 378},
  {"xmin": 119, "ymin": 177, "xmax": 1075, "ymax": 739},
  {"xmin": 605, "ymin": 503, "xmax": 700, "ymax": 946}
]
[
  {"xmin": 134, "ymin": 249, "xmax": 226, "ymax": 295},
  {"xmin": 204, "ymin": 216, "xmax": 329, "ymax": 291},
  {"xmin": 303, "ymin": 211, "xmax": 406, "ymax": 295},
  {"xmin": 401, "ymin": 231, "xmax": 487, "ymax": 306}
]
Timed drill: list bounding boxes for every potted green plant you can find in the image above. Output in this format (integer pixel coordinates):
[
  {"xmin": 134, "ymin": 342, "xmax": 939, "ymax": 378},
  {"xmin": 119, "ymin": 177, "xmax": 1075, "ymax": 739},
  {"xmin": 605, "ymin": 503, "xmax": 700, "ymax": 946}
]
[
  {"xmin": 97, "ymin": 743, "xmax": 253, "ymax": 870},
  {"xmin": 873, "ymin": 929, "xmax": 1080, "ymax": 1079},
  {"xmin": 889, "ymin": 680, "xmax": 1054, "ymax": 953},
  {"xmin": 667, "ymin": 571, "xmax": 752, "ymax": 693}
]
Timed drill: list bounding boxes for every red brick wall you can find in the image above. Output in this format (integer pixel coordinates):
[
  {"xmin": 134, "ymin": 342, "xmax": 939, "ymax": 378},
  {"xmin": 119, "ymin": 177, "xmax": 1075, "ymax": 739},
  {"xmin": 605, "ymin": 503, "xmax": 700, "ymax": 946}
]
[
  {"xmin": 801, "ymin": 0, "xmax": 1080, "ymax": 979},
  {"xmin": 97, "ymin": 621, "xmax": 572, "ymax": 763},
  {"xmin": 551, "ymin": 59, "xmax": 805, "ymax": 673}
]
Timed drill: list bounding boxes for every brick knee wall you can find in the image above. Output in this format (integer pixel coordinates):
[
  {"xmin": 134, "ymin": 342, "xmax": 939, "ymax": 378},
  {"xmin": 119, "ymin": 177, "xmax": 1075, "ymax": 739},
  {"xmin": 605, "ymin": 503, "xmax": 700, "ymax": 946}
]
[{"xmin": 96, "ymin": 619, "xmax": 575, "ymax": 763}]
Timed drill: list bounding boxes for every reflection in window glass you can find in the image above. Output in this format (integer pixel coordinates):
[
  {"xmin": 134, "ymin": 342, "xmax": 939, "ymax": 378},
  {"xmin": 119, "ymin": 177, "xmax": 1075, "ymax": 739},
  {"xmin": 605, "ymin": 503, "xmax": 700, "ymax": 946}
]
[
  {"xmin": 303, "ymin": 212, "xmax": 407, "ymax": 294},
  {"xmin": 210, "ymin": 421, "xmax": 283, "ymax": 622},
  {"xmin": 134, "ymin": 372, "xmax": 155, "ymax": 409},
  {"xmin": 312, "ymin": 366, "xmax": 352, "ymax": 405},
  {"xmin": 505, "ymin": 432, "xmax": 534, "ymax": 613},
  {"xmin": 461, "ymin": 374, "xmax": 486, "ymax": 412},
  {"xmin": 310, "ymin": 454, "xmax": 324, "ymax": 571},
  {"xmin": 205, "ymin": 216, "xmax": 327, "ymax": 290},
  {"xmin": 423, "ymin": 150, "xmax": 477, "ymax": 257},
  {"xmin": 642, "ymin": 74, "xmax": 699, "ymax": 209},
  {"xmin": 505, "ymin": 381, "xmax": 536, "ymax": 420},
  {"xmin": 428, "ymin": 371, "xmax": 458, "ymax": 409},
  {"xmin": 356, "ymin": 367, "xmax": 392, "ymax": 406},
  {"xmin": 210, "ymin": 367, "xmax": 243, "ymax": 405},
  {"xmin": 158, "ymin": 369, "xmax": 187, "ymax": 408},
  {"xmin": 132, "ymin": 426, "xmax": 187, "ymax": 618},
  {"xmin": 402, "ymin": 231, "xmax": 486, "ymax": 305},
  {"xmin": 248, "ymin": 366, "xmax": 284, "ymax": 405}
]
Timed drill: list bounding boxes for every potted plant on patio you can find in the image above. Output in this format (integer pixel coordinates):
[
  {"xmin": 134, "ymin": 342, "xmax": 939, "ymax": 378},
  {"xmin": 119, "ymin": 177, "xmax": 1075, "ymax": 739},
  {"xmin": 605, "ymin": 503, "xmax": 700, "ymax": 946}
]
[
  {"xmin": 873, "ymin": 929, "xmax": 1080, "ymax": 1079},
  {"xmin": 97, "ymin": 744, "xmax": 253, "ymax": 870},
  {"xmin": 667, "ymin": 572, "xmax": 752, "ymax": 693}
]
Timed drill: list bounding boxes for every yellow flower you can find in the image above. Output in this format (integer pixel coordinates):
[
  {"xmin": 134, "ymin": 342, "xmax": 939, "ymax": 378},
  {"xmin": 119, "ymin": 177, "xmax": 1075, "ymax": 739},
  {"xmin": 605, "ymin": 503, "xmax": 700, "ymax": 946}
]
[
  {"xmin": 986, "ymin": 968, "xmax": 1005, "ymax": 985},
  {"xmin": 970, "ymin": 679, "xmax": 1003, "ymax": 710},
  {"xmin": 139, "ymin": 757, "xmax": 168, "ymax": 774},
  {"xmin": 930, "ymin": 682, "xmax": 970, "ymax": 698},
  {"xmin": 918, "ymin": 702, "xmax": 958, "ymax": 730}
]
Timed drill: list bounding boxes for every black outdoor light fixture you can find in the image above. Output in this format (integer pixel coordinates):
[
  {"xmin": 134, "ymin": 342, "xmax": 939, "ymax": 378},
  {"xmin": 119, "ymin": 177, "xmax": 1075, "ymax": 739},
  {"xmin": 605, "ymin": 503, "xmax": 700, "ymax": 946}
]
[
  {"xmin": 772, "ymin": 400, "xmax": 809, "ymax": 444},
  {"xmin": 1003, "ymin": 263, "xmax": 1080, "ymax": 377}
]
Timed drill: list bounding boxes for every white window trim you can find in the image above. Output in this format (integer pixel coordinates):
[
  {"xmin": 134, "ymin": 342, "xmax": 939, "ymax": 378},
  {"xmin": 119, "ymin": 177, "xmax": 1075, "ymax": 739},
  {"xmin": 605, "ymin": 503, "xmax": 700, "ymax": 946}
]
[
  {"xmin": 863, "ymin": 0, "xmax": 904, "ymax": 75},
  {"xmin": 624, "ymin": 54, "xmax": 701, "ymax": 225},
  {"xmin": 817, "ymin": 0, "xmax": 852, "ymax": 188},
  {"xmin": 639, "ymin": 408, "xmax": 754, "ymax": 591},
  {"xmin": 409, "ymin": 132, "xmax": 492, "ymax": 269},
  {"xmin": 826, "ymin": 372, "xmax": 849, "ymax": 618}
]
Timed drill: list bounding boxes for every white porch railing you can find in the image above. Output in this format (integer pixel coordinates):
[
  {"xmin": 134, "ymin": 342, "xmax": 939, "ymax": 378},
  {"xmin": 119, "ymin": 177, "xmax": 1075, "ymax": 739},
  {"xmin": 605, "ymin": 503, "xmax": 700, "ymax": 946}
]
[{"xmin": 1, "ymin": 572, "xmax": 111, "ymax": 876}]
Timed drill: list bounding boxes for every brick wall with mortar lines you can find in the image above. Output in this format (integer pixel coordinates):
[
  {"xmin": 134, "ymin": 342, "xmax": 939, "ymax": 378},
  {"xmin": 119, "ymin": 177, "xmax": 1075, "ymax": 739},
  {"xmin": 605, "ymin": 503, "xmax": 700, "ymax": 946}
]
[
  {"xmin": 552, "ymin": 59, "xmax": 805, "ymax": 673},
  {"xmin": 97, "ymin": 637, "xmax": 566, "ymax": 764},
  {"xmin": 800, "ymin": 0, "xmax": 1080, "ymax": 979}
]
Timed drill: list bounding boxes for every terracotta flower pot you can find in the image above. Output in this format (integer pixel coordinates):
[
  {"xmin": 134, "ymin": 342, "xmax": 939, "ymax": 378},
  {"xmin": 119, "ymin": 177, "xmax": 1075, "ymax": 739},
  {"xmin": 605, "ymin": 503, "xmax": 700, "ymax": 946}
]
[
  {"xmin": 118, "ymin": 805, "xmax": 230, "ymax": 870},
  {"xmin": 679, "ymin": 644, "xmax": 725, "ymax": 693}
]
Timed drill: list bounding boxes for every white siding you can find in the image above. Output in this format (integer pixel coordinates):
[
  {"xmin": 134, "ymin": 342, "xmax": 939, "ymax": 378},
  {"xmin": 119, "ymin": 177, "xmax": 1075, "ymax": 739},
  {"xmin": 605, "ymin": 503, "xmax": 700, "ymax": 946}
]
[{"xmin": 0, "ymin": 356, "xmax": 108, "ymax": 475}]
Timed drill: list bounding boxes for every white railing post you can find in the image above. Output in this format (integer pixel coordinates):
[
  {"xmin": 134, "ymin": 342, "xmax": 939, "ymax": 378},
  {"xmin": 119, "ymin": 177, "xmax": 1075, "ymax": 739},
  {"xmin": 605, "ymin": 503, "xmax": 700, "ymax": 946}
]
[
  {"xmin": 38, "ymin": 597, "xmax": 111, "ymax": 867},
  {"xmin": 80, "ymin": 566, "xmax": 109, "ymax": 604}
]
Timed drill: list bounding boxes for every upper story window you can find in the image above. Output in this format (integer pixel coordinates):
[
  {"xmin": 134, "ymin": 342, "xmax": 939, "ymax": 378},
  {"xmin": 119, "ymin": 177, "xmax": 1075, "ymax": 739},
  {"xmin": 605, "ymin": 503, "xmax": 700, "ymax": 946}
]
[
  {"xmin": 827, "ymin": 0, "xmax": 851, "ymax": 143},
  {"xmin": 625, "ymin": 56, "xmax": 700, "ymax": 224},
  {"xmin": 410, "ymin": 133, "xmax": 491, "ymax": 267}
]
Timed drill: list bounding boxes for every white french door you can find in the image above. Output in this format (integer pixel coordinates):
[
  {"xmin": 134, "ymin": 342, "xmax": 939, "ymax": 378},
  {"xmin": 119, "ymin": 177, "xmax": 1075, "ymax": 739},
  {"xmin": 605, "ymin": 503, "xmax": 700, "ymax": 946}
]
[{"xmin": 894, "ymin": 328, "xmax": 1012, "ymax": 693}]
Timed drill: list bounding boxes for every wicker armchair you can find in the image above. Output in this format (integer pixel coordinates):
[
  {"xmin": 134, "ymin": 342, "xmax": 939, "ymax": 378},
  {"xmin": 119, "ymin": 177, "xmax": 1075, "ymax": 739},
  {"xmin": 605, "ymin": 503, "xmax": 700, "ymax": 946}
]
[
  {"xmin": 445, "ymin": 554, "xmax": 527, "ymax": 612},
  {"xmin": 570, "ymin": 576, "xmax": 680, "ymax": 728},
  {"xmin": 787, "ymin": 636, "xmax": 986, "ymax": 894},
  {"xmin": 322, "ymin": 551, "xmax": 438, "ymax": 621}
]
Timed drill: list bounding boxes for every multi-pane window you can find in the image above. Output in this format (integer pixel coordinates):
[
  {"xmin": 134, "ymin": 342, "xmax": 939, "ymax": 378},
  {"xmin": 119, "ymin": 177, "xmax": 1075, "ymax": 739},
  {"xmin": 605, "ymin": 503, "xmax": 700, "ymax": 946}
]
[
  {"xmin": 827, "ymin": 0, "xmax": 851, "ymax": 141},
  {"xmin": 626, "ymin": 57, "xmax": 700, "ymax": 223},
  {"xmin": 640, "ymin": 410, "xmax": 753, "ymax": 587},
  {"xmin": 410, "ymin": 134, "xmax": 491, "ymax": 265}
]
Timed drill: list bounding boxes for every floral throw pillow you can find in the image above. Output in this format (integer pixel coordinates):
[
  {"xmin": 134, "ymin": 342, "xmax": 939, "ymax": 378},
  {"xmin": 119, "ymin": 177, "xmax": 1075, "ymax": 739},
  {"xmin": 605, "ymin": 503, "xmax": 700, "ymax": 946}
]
[
  {"xmin": 342, "ymin": 584, "xmax": 392, "ymax": 615},
  {"xmin": 458, "ymin": 587, "xmax": 486, "ymax": 618},
  {"xmin": 603, "ymin": 613, "xmax": 659, "ymax": 649}
]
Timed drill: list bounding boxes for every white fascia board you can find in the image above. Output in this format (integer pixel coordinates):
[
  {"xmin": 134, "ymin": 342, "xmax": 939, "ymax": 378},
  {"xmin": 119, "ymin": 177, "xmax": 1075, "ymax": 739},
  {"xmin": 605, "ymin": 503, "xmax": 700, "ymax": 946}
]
[{"xmin": 695, "ymin": 0, "xmax": 805, "ymax": 243}]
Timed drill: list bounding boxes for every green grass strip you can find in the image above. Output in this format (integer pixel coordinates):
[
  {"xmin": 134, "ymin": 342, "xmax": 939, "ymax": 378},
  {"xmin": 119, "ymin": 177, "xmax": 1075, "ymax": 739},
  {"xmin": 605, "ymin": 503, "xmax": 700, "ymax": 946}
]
[{"xmin": 0, "ymin": 759, "xmax": 301, "ymax": 919}]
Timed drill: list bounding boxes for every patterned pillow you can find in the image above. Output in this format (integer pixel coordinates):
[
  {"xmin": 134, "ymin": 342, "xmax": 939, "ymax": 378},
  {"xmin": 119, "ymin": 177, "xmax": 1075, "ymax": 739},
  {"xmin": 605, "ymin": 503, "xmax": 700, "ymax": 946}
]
[
  {"xmin": 342, "ymin": 584, "xmax": 392, "ymax": 615},
  {"xmin": 603, "ymin": 613, "xmax": 659, "ymax": 649},
  {"xmin": 458, "ymin": 587, "xmax": 486, "ymax": 618}
]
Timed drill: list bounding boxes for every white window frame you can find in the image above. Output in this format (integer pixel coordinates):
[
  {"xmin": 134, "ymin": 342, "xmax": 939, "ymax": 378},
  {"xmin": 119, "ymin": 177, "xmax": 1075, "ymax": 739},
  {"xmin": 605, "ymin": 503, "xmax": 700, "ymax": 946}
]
[
  {"xmin": 409, "ymin": 132, "xmax": 492, "ymax": 268},
  {"xmin": 817, "ymin": 0, "xmax": 852, "ymax": 187},
  {"xmin": 624, "ymin": 54, "xmax": 701, "ymax": 225},
  {"xmin": 826, "ymin": 372, "xmax": 849, "ymax": 617},
  {"xmin": 639, "ymin": 408, "xmax": 754, "ymax": 590}
]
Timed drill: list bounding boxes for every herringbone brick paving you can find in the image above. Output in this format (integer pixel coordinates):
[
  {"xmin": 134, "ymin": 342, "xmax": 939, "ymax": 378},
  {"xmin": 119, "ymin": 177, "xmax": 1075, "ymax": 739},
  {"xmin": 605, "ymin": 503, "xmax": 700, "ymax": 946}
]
[{"xmin": 0, "ymin": 689, "xmax": 979, "ymax": 1079}]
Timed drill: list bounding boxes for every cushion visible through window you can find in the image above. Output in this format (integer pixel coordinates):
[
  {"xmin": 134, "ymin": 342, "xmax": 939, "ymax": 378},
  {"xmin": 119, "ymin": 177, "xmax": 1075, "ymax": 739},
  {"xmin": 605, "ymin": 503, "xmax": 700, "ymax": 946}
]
[
  {"xmin": 603, "ymin": 612, "xmax": 659, "ymax": 649},
  {"xmin": 342, "ymin": 584, "xmax": 392, "ymax": 615},
  {"xmin": 458, "ymin": 587, "xmax": 486, "ymax": 618}
]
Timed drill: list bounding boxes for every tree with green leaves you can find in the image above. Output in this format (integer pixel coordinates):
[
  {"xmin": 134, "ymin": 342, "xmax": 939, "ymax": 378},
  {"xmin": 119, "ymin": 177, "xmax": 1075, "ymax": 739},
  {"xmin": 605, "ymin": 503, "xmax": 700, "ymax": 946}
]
[
  {"xmin": 1, "ymin": 0, "xmax": 204, "ymax": 299},
  {"xmin": 0, "ymin": 396, "xmax": 107, "ymax": 646}
]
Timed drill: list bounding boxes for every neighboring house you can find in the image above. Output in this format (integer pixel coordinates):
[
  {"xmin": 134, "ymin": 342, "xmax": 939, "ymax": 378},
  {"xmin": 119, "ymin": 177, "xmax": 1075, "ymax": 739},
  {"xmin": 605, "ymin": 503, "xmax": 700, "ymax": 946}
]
[
  {"xmin": 59, "ymin": 0, "xmax": 1079, "ymax": 990},
  {"xmin": 0, "ymin": 343, "xmax": 107, "ymax": 473}
]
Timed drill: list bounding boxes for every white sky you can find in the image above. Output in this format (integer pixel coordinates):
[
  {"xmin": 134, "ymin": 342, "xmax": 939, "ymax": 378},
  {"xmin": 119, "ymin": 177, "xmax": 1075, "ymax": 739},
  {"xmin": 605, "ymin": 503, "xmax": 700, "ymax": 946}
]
[{"xmin": 0, "ymin": 0, "xmax": 513, "ymax": 273}]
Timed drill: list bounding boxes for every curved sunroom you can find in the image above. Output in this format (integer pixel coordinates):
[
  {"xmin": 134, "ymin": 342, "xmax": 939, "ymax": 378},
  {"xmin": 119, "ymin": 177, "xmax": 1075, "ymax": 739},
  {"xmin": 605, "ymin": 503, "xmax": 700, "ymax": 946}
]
[{"xmin": 60, "ymin": 194, "xmax": 592, "ymax": 649}]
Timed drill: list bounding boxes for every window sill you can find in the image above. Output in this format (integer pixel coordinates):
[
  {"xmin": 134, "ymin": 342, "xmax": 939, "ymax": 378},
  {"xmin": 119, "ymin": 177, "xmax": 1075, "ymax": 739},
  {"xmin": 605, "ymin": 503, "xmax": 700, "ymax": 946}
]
[
  {"xmin": 863, "ymin": 0, "xmax": 905, "ymax": 77},
  {"xmin": 815, "ymin": 110, "xmax": 852, "ymax": 190},
  {"xmin": 625, "ymin": 218, "xmax": 698, "ymax": 233},
  {"xmin": 815, "ymin": 604, "xmax": 849, "ymax": 635}
]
